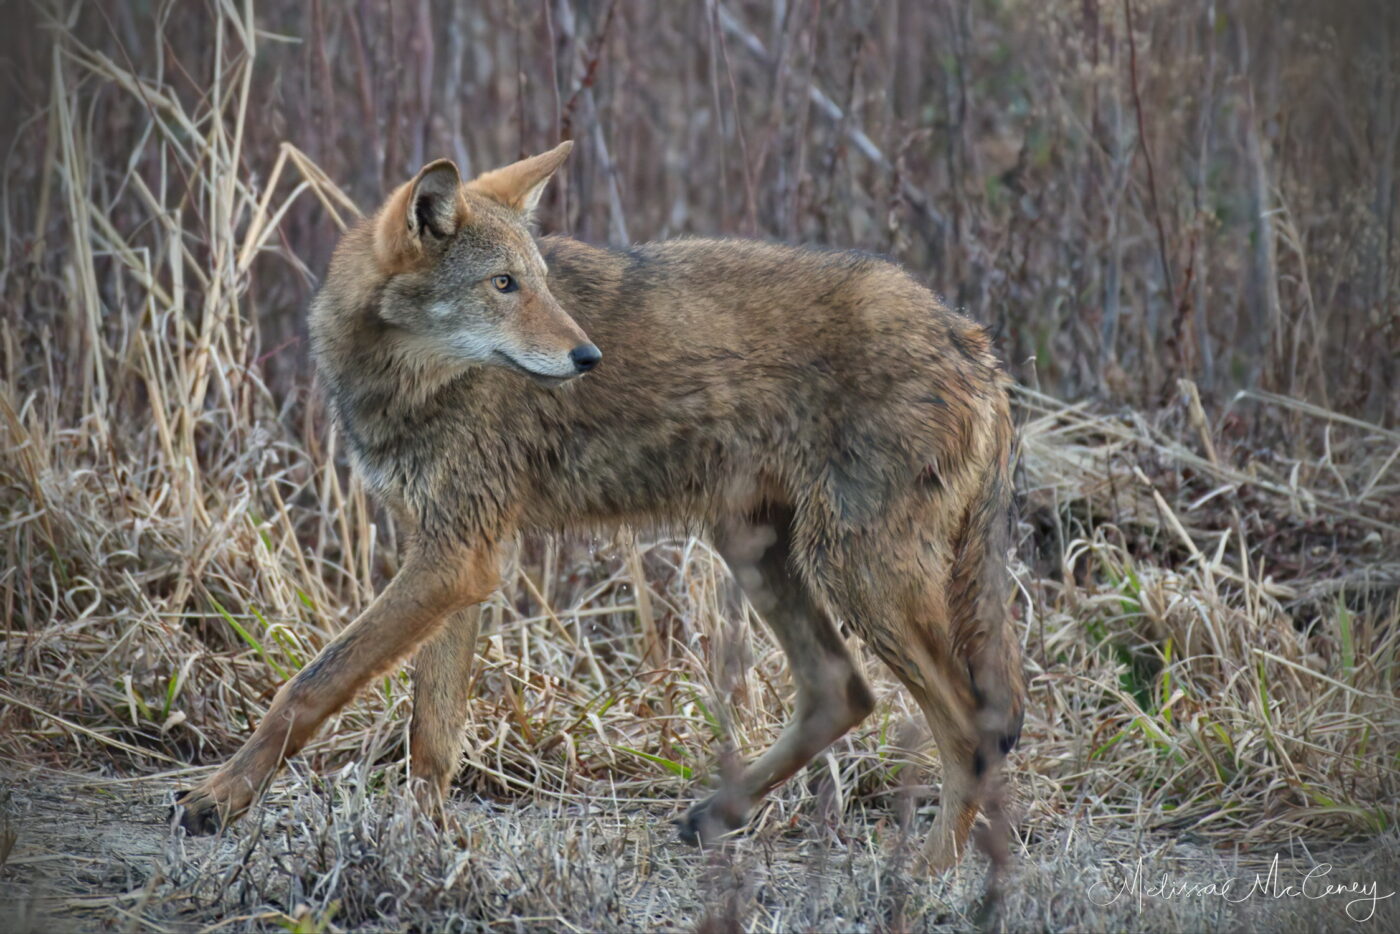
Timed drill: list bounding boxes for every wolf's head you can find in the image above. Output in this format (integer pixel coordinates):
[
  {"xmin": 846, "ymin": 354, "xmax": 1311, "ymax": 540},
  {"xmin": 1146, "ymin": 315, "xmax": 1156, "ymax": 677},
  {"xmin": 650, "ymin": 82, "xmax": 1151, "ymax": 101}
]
[{"xmin": 354, "ymin": 141, "xmax": 598, "ymax": 386}]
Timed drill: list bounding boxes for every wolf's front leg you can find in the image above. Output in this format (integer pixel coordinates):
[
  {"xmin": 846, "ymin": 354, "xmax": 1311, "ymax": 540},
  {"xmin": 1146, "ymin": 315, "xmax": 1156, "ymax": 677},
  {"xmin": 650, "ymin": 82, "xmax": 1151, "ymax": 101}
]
[
  {"xmin": 174, "ymin": 544, "xmax": 500, "ymax": 834},
  {"xmin": 408, "ymin": 605, "xmax": 482, "ymax": 817}
]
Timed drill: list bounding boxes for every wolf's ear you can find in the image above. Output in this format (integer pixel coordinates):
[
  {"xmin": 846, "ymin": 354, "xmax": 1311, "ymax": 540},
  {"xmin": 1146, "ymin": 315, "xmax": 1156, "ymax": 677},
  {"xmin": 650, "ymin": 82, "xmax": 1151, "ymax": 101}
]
[
  {"xmin": 374, "ymin": 159, "xmax": 466, "ymax": 270},
  {"xmin": 466, "ymin": 140, "xmax": 573, "ymax": 216},
  {"xmin": 406, "ymin": 159, "xmax": 465, "ymax": 239}
]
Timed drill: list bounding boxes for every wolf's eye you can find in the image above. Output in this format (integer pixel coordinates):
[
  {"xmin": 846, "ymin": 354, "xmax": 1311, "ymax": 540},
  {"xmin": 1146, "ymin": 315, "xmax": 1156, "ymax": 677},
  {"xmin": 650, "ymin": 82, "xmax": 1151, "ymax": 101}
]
[{"xmin": 492, "ymin": 274, "xmax": 517, "ymax": 293}]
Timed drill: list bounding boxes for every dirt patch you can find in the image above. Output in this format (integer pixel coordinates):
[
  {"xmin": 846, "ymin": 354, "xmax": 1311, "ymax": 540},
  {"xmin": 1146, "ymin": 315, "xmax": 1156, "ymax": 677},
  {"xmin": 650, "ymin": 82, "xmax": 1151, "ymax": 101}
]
[
  {"xmin": 2, "ymin": 764, "xmax": 1394, "ymax": 932},
  {"xmin": 0, "ymin": 769, "xmax": 179, "ymax": 931}
]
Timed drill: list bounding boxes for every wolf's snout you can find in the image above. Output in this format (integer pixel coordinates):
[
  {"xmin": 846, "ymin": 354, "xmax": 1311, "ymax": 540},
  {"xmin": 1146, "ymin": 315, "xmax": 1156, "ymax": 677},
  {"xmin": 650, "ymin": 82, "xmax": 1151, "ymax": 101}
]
[{"xmin": 570, "ymin": 343, "xmax": 602, "ymax": 373}]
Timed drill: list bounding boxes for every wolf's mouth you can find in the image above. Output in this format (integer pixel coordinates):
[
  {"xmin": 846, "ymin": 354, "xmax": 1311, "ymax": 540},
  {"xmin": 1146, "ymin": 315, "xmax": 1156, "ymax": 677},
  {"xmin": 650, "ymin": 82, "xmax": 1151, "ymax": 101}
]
[{"xmin": 494, "ymin": 352, "xmax": 573, "ymax": 388}]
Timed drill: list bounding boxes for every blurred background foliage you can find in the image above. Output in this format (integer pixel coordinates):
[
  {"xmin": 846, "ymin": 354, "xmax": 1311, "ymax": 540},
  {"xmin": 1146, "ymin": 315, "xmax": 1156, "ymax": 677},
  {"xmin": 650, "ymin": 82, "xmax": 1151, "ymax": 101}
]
[{"xmin": 4, "ymin": 0, "xmax": 1396, "ymax": 420}]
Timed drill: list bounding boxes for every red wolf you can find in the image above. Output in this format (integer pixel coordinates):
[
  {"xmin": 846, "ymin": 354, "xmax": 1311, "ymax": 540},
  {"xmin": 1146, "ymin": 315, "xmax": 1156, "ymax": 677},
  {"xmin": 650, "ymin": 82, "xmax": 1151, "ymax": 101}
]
[{"xmin": 175, "ymin": 141, "xmax": 1025, "ymax": 872}]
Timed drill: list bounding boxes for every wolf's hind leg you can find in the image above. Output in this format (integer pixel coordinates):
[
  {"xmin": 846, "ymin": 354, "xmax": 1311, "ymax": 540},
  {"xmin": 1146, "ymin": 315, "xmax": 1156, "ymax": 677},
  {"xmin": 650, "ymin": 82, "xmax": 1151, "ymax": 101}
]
[
  {"xmin": 409, "ymin": 605, "xmax": 482, "ymax": 815},
  {"xmin": 845, "ymin": 526, "xmax": 1022, "ymax": 873},
  {"xmin": 830, "ymin": 578, "xmax": 986, "ymax": 873},
  {"xmin": 678, "ymin": 510, "xmax": 875, "ymax": 844}
]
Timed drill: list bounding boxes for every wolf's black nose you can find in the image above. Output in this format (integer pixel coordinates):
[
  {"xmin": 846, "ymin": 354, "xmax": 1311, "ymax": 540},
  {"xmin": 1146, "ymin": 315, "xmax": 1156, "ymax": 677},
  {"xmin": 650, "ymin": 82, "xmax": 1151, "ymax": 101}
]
[{"xmin": 570, "ymin": 343, "xmax": 602, "ymax": 372}]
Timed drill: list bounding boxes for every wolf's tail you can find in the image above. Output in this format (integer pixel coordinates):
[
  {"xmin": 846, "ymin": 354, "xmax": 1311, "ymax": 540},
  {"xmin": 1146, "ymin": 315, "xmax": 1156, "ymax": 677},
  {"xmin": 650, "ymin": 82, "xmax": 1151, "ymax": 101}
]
[{"xmin": 947, "ymin": 397, "xmax": 1024, "ymax": 902}]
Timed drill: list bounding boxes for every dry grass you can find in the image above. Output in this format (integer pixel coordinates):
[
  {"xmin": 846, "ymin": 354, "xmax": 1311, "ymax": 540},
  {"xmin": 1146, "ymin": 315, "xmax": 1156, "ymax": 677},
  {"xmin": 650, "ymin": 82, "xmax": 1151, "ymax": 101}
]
[{"xmin": 1, "ymin": 1, "xmax": 1398, "ymax": 931}]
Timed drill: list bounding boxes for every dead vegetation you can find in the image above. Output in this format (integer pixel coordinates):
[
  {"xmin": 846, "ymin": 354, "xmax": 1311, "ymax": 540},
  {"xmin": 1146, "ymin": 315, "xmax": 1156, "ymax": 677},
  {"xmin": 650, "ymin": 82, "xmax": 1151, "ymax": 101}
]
[{"xmin": 0, "ymin": 1, "xmax": 1397, "ymax": 930}]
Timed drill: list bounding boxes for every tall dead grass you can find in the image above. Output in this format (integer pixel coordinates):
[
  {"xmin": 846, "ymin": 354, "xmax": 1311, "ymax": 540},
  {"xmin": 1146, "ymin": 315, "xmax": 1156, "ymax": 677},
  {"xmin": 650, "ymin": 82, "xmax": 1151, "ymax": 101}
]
[{"xmin": 0, "ymin": 0, "xmax": 1397, "ymax": 930}]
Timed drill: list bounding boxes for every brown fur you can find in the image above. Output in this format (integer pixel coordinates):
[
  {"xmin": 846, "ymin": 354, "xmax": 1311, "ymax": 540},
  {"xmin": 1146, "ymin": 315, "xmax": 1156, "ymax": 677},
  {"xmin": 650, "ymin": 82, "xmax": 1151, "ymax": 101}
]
[{"xmin": 175, "ymin": 143, "xmax": 1026, "ymax": 872}]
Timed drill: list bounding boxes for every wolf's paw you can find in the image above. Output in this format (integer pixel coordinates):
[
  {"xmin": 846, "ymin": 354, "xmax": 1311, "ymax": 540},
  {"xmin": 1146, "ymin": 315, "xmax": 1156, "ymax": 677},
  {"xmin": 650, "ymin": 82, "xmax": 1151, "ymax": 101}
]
[
  {"xmin": 674, "ymin": 794, "xmax": 748, "ymax": 846},
  {"xmin": 920, "ymin": 830, "xmax": 969, "ymax": 876},
  {"xmin": 170, "ymin": 787, "xmax": 224, "ymax": 835},
  {"xmin": 410, "ymin": 776, "xmax": 455, "ymax": 825},
  {"xmin": 171, "ymin": 777, "xmax": 252, "ymax": 835}
]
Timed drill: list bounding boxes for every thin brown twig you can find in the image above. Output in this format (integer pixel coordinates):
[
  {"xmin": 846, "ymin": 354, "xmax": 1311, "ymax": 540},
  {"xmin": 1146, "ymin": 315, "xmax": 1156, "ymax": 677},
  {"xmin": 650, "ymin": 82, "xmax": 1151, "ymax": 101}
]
[{"xmin": 1124, "ymin": 0, "xmax": 1175, "ymax": 311}]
